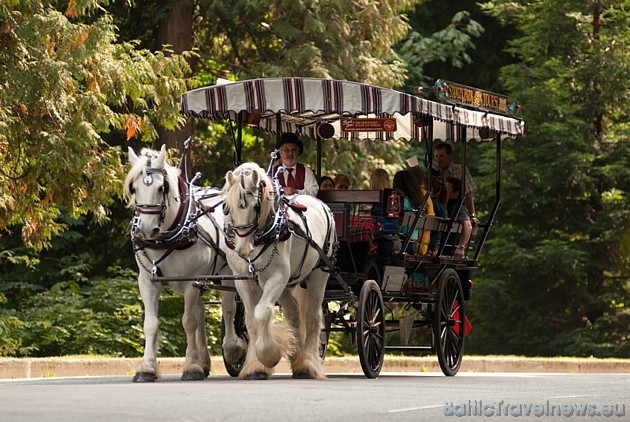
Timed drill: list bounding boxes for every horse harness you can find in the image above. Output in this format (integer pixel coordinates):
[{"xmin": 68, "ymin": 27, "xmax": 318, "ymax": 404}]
[
  {"xmin": 129, "ymin": 155, "xmax": 226, "ymax": 281},
  {"xmin": 224, "ymin": 181, "xmax": 337, "ymax": 287}
]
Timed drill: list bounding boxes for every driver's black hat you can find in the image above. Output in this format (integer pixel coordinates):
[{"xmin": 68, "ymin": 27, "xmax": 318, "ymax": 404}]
[{"xmin": 275, "ymin": 133, "xmax": 303, "ymax": 155}]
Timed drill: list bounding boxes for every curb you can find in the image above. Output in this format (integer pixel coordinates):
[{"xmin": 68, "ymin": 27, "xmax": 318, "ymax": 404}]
[{"xmin": 1, "ymin": 356, "xmax": 628, "ymax": 379}]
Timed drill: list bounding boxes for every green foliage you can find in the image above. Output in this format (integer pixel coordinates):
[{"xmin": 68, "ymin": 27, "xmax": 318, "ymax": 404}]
[
  {"xmin": 196, "ymin": 0, "xmax": 421, "ymax": 85},
  {"xmin": 466, "ymin": 0, "xmax": 629, "ymax": 358},
  {"xmin": 0, "ymin": 1, "xmax": 191, "ymax": 249},
  {"xmin": 399, "ymin": 10, "xmax": 484, "ymax": 89},
  {"xmin": 0, "ymin": 266, "xmax": 224, "ymax": 358}
]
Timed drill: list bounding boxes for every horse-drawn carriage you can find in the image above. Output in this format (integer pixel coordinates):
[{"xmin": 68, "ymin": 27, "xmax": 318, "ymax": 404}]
[{"xmin": 127, "ymin": 77, "xmax": 524, "ymax": 381}]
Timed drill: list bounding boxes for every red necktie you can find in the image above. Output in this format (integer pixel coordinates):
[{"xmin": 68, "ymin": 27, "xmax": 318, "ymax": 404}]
[{"xmin": 286, "ymin": 168, "xmax": 297, "ymax": 189}]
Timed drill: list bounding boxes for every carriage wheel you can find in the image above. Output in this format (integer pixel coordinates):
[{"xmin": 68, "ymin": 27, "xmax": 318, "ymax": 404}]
[
  {"xmin": 221, "ymin": 300, "xmax": 248, "ymax": 378},
  {"xmin": 357, "ymin": 279, "xmax": 385, "ymax": 379},
  {"xmin": 433, "ymin": 269, "xmax": 465, "ymax": 376}
]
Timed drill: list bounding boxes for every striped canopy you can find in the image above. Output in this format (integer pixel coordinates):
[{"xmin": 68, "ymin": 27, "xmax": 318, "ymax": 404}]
[{"xmin": 180, "ymin": 77, "xmax": 524, "ymax": 142}]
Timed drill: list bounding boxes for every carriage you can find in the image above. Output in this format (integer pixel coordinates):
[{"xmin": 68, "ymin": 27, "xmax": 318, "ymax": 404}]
[{"xmin": 128, "ymin": 77, "xmax": 524, "ymax": 380}]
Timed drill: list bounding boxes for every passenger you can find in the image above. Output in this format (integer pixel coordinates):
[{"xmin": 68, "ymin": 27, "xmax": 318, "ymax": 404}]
[
  {"xmin": 392, "ymin": 169, "xmax": 434, "ymax": 255},
  {"xmin": 369, "ymin": 168, "xmax": 390, "ymax": 191},
  {"xmin": 369, "ymin": 169, "xmax": 401, "ymax": 255},
  {"xmin": 274, "ymin": 132, "xmax": 318, "ymax": 196},
  {"xmin": 318, "ymin": 176, "xmax": 335, "ymax": 191},
  {"xmin": 408, "ymin": 164, "xmax": 444, "ymax": 254},
  {"xmin": 334, "ymin": 174, "xmax": 351, "ymax": 190},
  {"xmin": 433, "ymin": 142, "xmax": 478, "ymax": 225},
  {"xmin": 444, "ymin": 177, "xmax": 472, "ymax": 259}
]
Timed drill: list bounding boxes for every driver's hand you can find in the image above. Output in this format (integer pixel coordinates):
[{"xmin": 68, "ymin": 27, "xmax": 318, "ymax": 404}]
[{"xmin": 284, "ymin": 187, "xmax": 298, "ymax": 195}]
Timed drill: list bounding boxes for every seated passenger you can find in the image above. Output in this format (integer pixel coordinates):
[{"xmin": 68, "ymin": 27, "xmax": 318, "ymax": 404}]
[
  {"xmin": 392, "ymin": 169, "xmax": 435, "ymax": 255},
  {"xmin": 334, "ymin": 173, "xmax": 351, "ymax": 190},
  {"xmin": 318, "ymin": 175, "xmax": 335, "ymax": 191},
  {"xmin": 407, "ymin": 162, "xmax": 448, "ymax": 254},
  {"xmin": 444, "ymin": 177, "xmax": 472, "ymax": 259}
]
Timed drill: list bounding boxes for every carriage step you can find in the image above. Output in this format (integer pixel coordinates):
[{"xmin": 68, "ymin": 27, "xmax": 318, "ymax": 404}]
[{"xmin": 385, "ymin": 345, "xmax": 434, "ymax": 354}]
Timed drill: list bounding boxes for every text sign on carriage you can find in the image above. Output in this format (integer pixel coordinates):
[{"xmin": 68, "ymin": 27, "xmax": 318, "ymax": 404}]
[
  {"xmin": 436, "ymin": 79, "xmax": 509, "ymax": 114},
  {"xmin": 340, "ymin": 118, "xmax": 397, "ymax": 132}
]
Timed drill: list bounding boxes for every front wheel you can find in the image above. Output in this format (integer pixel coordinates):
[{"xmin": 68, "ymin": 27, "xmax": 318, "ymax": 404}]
[
  {"xmin": 433, "ymin": 269, "xmax": 465, "ymax": 376},
  {"xmin": 357, "ymin": 279, "xmax": 385, "ymax": 378}
]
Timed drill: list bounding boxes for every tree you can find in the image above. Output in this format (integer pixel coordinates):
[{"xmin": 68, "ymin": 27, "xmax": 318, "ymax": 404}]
[
  {"xmin": 0, "ymin": 1, "xmax": 191, "ymax": 249},
  {"xmin": 466, "ymin": 0, "xmax": 630, "ymax": 357}
]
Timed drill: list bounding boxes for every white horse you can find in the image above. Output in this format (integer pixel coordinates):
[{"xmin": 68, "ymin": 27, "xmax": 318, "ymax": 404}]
[
  {"xmin": 222, "ymin": 162, "xmax": 336, "ymax": 379},
  {"xmin": 124, "ymin": 145, "xmax": 246, "ymax": 382}
]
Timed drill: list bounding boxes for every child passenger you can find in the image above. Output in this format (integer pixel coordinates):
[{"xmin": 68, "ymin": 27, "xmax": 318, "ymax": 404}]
[{"xmin": 392, "ymin": 169, "xmax": 434, "ymax": 255}]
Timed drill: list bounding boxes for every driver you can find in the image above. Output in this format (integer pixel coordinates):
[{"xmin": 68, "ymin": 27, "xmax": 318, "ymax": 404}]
[{"xmin": 274, "ymin": 132, "xmax": 319, "ymax": 196}]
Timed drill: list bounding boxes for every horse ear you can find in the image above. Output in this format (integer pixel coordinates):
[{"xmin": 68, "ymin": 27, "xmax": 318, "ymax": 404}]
[
  {"xmin": 128, "ymin": 147, "xmax": 138, "ymax": 165},
  {"xmin": 225, "ymin": 170, "xmax": 235, "ymax": 187},
  {"xmin": 156, "ymin": 144, "xmax": 167, "ymax": 167}
]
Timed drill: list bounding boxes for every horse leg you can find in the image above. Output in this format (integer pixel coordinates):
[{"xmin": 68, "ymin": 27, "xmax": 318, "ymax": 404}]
[
  {"xmin": 277, "ymin": 288, "xmax": 302, "ymax": 359},
  {"xmin": 180, "ymin": 287, "xmax": 207, "ymax": 381},
  {"xmin": 236, "ymin": 286, "xmax": 273, "ymax": 380},
  {"xmin": 253, "ymin": 276, "xmax": 297, "ymax": 369},
  {"xmin": 290, "ymin": 272, "xmax": 327, "ymax": 380},
  {"xmin": 195, "ymin": 292, "xmax": 211, "ymax": 377},
  {"xmin": 221, "ymin": 280, "xmax": 247, "ymax": 366},
  {"xmin": 133, "ymin": 278, "xmax": 162, "ymax": 382}
]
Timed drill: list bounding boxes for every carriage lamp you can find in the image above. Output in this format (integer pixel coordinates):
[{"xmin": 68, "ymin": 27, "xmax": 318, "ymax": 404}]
[{"xmin": 386, "ymin": 191, "xmax": 402, "ymax": 218}]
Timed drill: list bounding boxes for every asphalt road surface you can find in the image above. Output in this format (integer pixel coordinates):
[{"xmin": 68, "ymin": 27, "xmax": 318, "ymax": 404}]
[{"xmin": 1, "ymin": 372, "xmax": 628, "ymax": 421}]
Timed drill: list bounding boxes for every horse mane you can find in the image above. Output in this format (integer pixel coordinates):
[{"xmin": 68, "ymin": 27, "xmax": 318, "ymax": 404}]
[
  {"xmin": 223, "ymin": 162, "xmax": 275, "ymax": 227},
  {"xmin": 124, "ymin": 147, "xmax": 181, "ymax": 208}
]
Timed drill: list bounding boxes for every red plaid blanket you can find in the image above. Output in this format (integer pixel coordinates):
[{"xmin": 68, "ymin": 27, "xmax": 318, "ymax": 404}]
[{"xmin": 346, "ymin": 216, "xmax": 380, "ymax": 244}]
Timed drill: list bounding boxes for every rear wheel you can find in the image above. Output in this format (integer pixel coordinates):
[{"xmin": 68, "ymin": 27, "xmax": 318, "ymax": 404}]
[
  {"xmin": 357, "ymin": 279, "xmax": 385, "ymax": 378},
  {"xmin": 221, "ymin": 300, "xmax": 248, "ymax": 377},
  {"xmin": 433, "ymin": 269, "xmax": 465, "ymax": 376}
]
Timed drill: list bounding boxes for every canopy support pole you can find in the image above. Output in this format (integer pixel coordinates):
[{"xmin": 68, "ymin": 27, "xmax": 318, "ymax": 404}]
[{"xmin": 474, "ymin": 134, "xmax": 501, "ymax": 261}]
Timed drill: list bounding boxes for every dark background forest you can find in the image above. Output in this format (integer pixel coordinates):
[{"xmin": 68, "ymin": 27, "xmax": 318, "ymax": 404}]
[{"xmin": 0, "ymin": 0, "xmax": 628, "ymax": 359}]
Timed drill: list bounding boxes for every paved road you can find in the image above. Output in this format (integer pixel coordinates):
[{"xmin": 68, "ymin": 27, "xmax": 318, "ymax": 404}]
[{"xmin": 1, "ymin": 372, "xmax": 628, "ymax": 421}]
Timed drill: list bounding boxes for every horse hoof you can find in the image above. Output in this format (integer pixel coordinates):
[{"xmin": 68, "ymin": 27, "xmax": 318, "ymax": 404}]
[
  {"xmin": 132, "ymin": 372, "xmax": 157, "ymax": 383},
  {"xmin": 181, "ymin": 370, "xmax": 206, "ymax": 381},
  {"xmin": 243, "ymin": 371, "xmax": 269, "ymax": 380},
  {"xmin": 292, "ymin": 369, "xmax": 315, "ymax": 379}
]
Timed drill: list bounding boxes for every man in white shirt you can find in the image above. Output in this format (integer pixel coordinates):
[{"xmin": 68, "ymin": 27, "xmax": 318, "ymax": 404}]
[
  {"xmin": 433, "ymin": 142, "xmax": 478, "ymax": 224},
  {"xmin": 274, "ymin": 133, "xmax": 319, "ymax": 196}
]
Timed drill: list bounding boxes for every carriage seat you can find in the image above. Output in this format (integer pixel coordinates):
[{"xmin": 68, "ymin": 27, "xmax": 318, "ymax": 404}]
[
  {"xmin": 318, "ymin": 190, "xmax": 383, "ymax": 274},
  {"xmin": 400, "ymin": 211, "xmax": 479, "ymax": 258},
  {"xmin": 317, "ymin": 190, "xmax": 382, "ymax": 241}
]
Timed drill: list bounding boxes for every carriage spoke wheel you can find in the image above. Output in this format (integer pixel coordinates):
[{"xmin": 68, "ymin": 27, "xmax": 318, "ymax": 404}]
[
  {"xmin": 433, "ymin": 269, "xmax": 465, "ymax": 376},
  {"xmin": 221, "ymin": 300, "xmax": 248, "ymax": 378},
  {"xmin": 357, "ymin": 279, "xmax": 385, "ymax": 379}
]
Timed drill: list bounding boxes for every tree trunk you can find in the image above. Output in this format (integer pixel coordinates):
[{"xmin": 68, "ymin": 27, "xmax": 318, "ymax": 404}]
[{"xmin": 157, "ymin": 0, "xmax": 193, "ymax": 171}]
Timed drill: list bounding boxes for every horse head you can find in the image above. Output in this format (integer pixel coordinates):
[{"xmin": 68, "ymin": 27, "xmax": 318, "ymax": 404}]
[
  {"xmin": 125, "ymin": 145, "xmax": 182, "ymax": 240},
  {"xmin": 223, "ymin": 162, "xmax": 274, "ymax": 257}
]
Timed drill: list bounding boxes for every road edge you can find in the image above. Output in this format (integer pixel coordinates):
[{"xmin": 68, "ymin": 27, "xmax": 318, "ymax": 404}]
[{"xmin": 1, "ymin": 355, "xmax": 628, "ymax": 379}]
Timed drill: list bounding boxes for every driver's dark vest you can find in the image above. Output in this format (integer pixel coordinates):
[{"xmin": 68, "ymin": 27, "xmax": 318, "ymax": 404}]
[{"xmin": 275, "ymin": 163, "xmax": 306, "ymax": 189}]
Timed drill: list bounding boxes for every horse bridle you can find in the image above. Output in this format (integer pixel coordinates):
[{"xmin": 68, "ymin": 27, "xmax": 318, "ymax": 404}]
[
  {"xmin": 224, "ymin": 172, "xmax": 266, "ymax": 240},
  {"xmin": 130, "ymin": 155, "xmax": 171, "ymax": 234}
]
